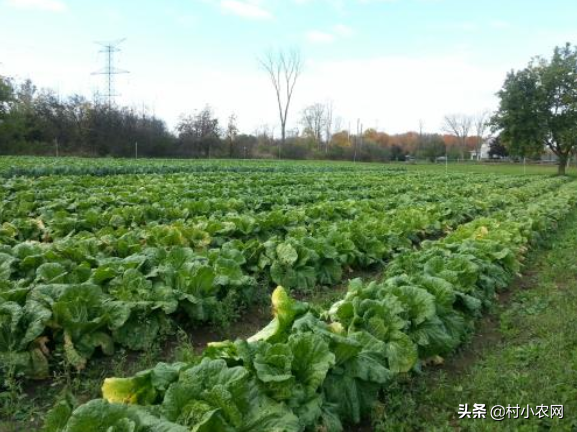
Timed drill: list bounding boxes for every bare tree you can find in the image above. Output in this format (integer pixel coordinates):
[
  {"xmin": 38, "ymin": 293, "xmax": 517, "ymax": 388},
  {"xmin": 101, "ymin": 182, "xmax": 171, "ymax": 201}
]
[
  {"xmin": 323, "ymin": 100, "xmax": 334, "ymax": 153},
  {"xmin": 255, "ymin": 123, "xmax": 277, "ymax": 154},
  {"xmin": 442, "ymin": 113, "xmax": 473, "ymax": 160},
  {"xmin": 259, "ymin": 49, "xmax": 303, "ymax": 156},
  {"xmin": 333, "ymin": 116, "xmax": 343, "ymax": 135},
  {"xmin": 301, "ymin": 103, "xmax": 325, "ymax": 149},
  {"xmin": 473, "ymin": 110, "xmax": 491, "ymax": 160}
]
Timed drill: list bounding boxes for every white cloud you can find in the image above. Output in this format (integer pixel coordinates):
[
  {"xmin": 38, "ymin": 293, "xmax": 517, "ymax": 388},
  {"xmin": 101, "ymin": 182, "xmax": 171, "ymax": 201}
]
[
  {"xmin": 175, "ymin": 14, "xmax": 197, "ymax": 26},
  {"xmin": 293, "ymin": 55, "xmax": 504, "ymax": 133},
  {"xmin": 5, "ymin": 0, "xmax": 66, "ymax": 12},
  {"xmin": 139, "ymin": 53, "xmax": 506, "ymax": 136},
  {"xmin": 220, "ymin": 0, "xmax": 272, "ymax": 20},
  {"xmin": 489, "ymin": 20, "xmax": 510, "ymax": 29},
  {"xmin": 306, "ymin": 30, "xmax": 335, "ymax": 43},
  {"xmin": 306, "ymin": 25, "xmax": 353, "ymax": 44},
  {"xmin": 291, "ymin": 0, "xmax": 346, "ymax": 14},
  {"xmin": 334, "ymin": 24, "xmax": 353, "ymax": 37},
  {"xmin": 452, "ymin": 22, "xmax": 479, "ymax": 32}
]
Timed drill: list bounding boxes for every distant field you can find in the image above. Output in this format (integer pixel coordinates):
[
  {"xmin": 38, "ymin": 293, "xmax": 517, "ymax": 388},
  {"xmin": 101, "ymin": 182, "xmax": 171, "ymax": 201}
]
[
  {"xmin": 400, "ymin": 160, "xmax": 576, "ymax": 176},
  {"xmin": 0, "ymin": 156, "xmax": 574, "ymax": 177}
]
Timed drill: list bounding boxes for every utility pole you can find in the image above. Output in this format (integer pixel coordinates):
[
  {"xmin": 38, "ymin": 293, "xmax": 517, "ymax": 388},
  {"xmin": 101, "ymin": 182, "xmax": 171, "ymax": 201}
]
[
  {"xmin": 92, "ymin": 39, "xmax": 129, "ymax": 110},
  {"xmin": 135, "ymin": 141, "xmax": 138, "ymax": 159},
  {"xmin": 347, "ymin": 121, "xmax": 351, "ymax": 146},
  {"xmin": 353, "ymin": 119, "xmax": 360, "ymax": 163},
  {"xmin": 523, "ymin": 156, "xmax": 526, "ymax": 175}
]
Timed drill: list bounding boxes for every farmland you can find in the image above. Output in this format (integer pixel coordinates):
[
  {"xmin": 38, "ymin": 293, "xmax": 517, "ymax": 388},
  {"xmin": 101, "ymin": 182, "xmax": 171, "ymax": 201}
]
[{"xmin": 1, "ymin": 157, "xmax": 576, "ymax": 431}]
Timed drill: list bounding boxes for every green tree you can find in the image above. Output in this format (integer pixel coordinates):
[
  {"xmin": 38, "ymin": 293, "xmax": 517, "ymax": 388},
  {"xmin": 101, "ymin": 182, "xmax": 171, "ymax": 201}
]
[
  {"xmin": 415, "ymin": 134, "xmax": 446, "ymax": 162},
  {"xmin": 0, "ymin": 75, "xmax": 13, "ymax": 116},
  {"xmin": 492, "ymin": 43, "xmax": 577, "ymax": 175},
  {"xmin": 488, "ymin": 136, "xmax": 508, "ymax": 159},
  {"xmin": 0, "ymin": 75, "xmax": 18, "ymax": 153},
  {"xmin": 176, "ymin": 105, "xmax": 220, "ymax": 158}
]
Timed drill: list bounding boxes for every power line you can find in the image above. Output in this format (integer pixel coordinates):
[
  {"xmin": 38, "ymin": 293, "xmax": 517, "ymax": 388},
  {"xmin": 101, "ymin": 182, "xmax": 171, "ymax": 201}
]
[{"xmin": 92, "ymin": 38, "xmax": 129, "ymax": 109}]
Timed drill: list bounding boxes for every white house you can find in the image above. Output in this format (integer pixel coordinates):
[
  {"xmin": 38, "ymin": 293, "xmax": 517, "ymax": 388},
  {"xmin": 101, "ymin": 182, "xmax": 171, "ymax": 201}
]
[{"xmin": 469, "ymin": 139, "xmax": 492, "ymax": 160}]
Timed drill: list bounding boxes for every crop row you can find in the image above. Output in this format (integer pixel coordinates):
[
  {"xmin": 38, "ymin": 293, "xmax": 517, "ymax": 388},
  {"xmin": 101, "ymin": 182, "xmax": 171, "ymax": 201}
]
[
  {"xmin": 0, "ymin": 171, "xmax": 537, "ymax": 233},
  {"xmin": 50, "ymin": 180, "xmax": 577, "ymax": 432},
  {"xmin": 0, "ymin": 157, "xmax": 404, "ymax": 177},
  {"xmin": 0, "ymin": 175, "xmax": 568, "ymax": 380}
]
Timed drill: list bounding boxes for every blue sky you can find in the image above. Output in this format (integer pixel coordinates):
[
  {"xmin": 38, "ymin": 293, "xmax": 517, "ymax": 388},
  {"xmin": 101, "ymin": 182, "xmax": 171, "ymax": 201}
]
[{"xmin": 1, "ymin": 0, "xmax": 577, "ymax": 134}]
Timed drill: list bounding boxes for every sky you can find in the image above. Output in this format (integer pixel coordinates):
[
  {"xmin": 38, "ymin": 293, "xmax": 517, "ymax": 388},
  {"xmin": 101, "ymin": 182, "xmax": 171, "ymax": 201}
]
[{"xmin": 1, "ymin": 0, "xmax": 577, "ymax": 135}]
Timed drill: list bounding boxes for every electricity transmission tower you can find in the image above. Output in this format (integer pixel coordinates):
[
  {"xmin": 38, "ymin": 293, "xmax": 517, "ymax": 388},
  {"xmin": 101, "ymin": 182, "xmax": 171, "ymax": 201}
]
[{"xmin": 92, "ymin": 38, "xmax": 129, "ymax": 109}]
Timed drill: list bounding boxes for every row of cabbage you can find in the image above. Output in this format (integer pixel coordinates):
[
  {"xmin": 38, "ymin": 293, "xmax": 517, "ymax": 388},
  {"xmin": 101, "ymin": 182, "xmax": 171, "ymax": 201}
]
[
  {"xmin": 51, "ymin": 180, "xmax": 577, "ymax": 432},
  {"xmin": 0, "ymin": 157, "xmax": 404, "ymax": 178},
  {"xmin": 0, "ymin": 175, "xmax": 569, "ymax": 380}
]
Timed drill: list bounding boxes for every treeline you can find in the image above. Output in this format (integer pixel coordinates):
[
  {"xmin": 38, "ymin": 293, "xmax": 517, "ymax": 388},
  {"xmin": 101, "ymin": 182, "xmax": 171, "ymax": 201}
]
[
  {"xmin": 0, "ymin": 78, "xmax": 175, "ymax": 157},
  {"xmin": 0, "ymin": 75, "xmax": 503, "ymax": 161}
]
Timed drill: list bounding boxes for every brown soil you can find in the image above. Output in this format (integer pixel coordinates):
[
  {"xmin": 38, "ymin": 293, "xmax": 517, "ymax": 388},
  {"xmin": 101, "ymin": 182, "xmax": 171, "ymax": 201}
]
[{"xmin": 189, "ymin": 303, "xmax": 272, "ymax": 352}]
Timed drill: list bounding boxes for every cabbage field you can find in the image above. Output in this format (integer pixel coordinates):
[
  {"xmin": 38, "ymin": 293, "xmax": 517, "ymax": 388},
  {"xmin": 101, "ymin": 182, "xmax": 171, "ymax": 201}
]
[{"xmin": 1, "ymin": 158, "xmax": 576, "ymax": 431}]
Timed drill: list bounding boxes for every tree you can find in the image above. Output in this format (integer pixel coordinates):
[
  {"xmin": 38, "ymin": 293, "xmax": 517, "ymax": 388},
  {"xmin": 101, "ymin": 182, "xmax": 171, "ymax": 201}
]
[
  {"xmin": 300, "ymin": 103, "xmax": 325, "ymax": 148},
  {"xmin": 323, "ymin": 100, "xmax": 334, "ymax": 154},
  {"xmin": 236, "ymin": 134, "xmax": 257, "ymax": 159},
  {"xmin": 0, "ymin": 75, "xmax": 15, "ymax": 152},
  {"xmin": 330, "ymin": 130, "xmax": 350, "ymax": 148},
  {"xmin": 442, "ymin": 114, "xmax": 472, "ymax": 160},
  {"xmin": 226, "ymin": 113, "xmax": 238, "ymax": 158},
  {"xmin": 177, "ymin": 105, "xmax": 220, "ymax": 158},
  {"xmin": 0, "ymin": 75, "xmax": 13, "ymax": 116},
  {"xmin": 492, "ymin": 43, "xmax": 577, "ymax": 174},
  {"xmin": 259, "ymin": 49, "xmax": 303, "ymax": 156},
  {"xmin": 390, "ymin": 144, "xmax": 406, "ymax": 161},
  {"xmin": 0, "ymin": 73, "xmax": 176, "ymax": 157},
  {"xmin": 66, "ymin": 94, "xmax": 91, "ymax": 154},
  {"xmin": 415, "ymin": 134, "xmax": 446, "ymax": 162},
  {"xmin": 488, "ymin": 136, "xmax": 508, "ymax": 159},
  {"xmin": 28, "ymin": 90, "xmax": 67, "ymax": 149}
]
